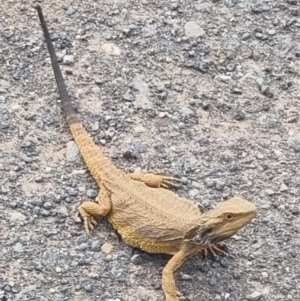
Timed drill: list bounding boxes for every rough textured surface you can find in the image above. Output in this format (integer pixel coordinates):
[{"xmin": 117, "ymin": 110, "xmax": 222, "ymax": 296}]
[{"xmin": 0, "ymin": 1, "xmax": 300, "ymax": 301}]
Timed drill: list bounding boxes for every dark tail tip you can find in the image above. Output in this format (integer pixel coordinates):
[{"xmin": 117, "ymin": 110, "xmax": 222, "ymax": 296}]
[{"xmin": 33, "ymin": 4, "xmax": 42, "ymax": 11}]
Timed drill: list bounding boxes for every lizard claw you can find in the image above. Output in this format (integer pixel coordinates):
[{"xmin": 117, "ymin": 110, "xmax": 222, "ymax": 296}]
[
  {"xmin": 166, "ymin": 290, "xmax": 186, "ymax": 301},
  {"xmin": 83, "ymin": 215, "xmax": 97, "ymax": 235},
  {"xmin": 76, "ymin": 209, "xmax": 97, "ymax": 235},
  {"xmin": 202, "ymin": 243, "xmax": 227, "ymax": 258},
  {"xmin": 176, "ymin": 290, "xmax": 186, "ymax": 300},
  {"xmin": 157, "ymin": 175, "xmax": 185, "ymax": 189}
]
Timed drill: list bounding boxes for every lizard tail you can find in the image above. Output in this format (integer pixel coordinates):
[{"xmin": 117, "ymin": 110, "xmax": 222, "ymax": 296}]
[
  {"xmin": 34, "ymin": 4, "xmax": 115, "ymax": 182},
  {"xmin": 34, "ymin": 4, "xmax": 76, "ymax": 124}
]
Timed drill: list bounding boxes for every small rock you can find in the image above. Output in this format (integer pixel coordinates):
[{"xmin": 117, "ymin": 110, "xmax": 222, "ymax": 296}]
[
  {"xmin": 134, "ymin": 125, "xmax": 146, "ymax": 133},
  {"xmin": 66, "ymin": 141, "xmax": 81, "ymax": 162},
  {"xmin": 184, "ymin": 22, "xmax": 205, "ymax": 38},
  {"xmin": 123, "ymin": 91, "xmax": 135, "ymax": 102},
  {"xmin": 189, "ymin": 189, "xmax": 199, "ymax": 198},
  {"xmin": 280, "ymin": 183, "xmax": 288, "ymax": 192},
  {"xmin": 55, "ymin": 267, "xmax": 62, "ymax": 273},
  {"xmin": 234, "ymin": 110, "xmax": 245, "ymax": 121},
  {"xmin": 112, "ymin": 77, "xmax": 124, "ymax": 87},
  {"xmin": 91, "ymin": 240, "xmax": 101, "ymax": 251},
  {"xmin": 261, "ymin": 272, "xmax": 268, "ymax": 278},
  {"xmin": 10, "ymin": 212, "xmax": 26, "ymax": 223},
  {"xmin": 141, "ymin": 24, "xmax": 157, "ymax": 37},
  {"xmin": 246, "ymin": 291, "xmax": 262, "ymax": 301},
  {"xmin": 290, "ymin": 138, "xmax": 300, "ymax": 152},
  {"xmin": 63, "ymin": 55, "xmax": 74, "ymax": 65},
  {"xmin": 101, "ymin": 242, "xmax": 113, "ymax": 254},
  {"xmin": 132, "ymin": 74, "xmax": 149, "ymax": 94},
  {"xmin": 101, "ymin": 43, "xmax": 121, "ymax": 56},
  {"xmin": 266, "ymin": 189, "xmax": 275, "ymax": 195},
  {"xmin": 83, "ymin": 283, "xmax": 93, "ymax": 293},
  {"xmin": 87, "ymin": 189, "xmax": 98, "ymax": 198},
  {"xmin": 14, "ymin": 242, "xmax": 23, "ymax": 253},
  {"xmin": 181, "ymin": 107, "xmax": 194, "ymax": 116},
  {"xmin": 91, "ymin": 122, "xmax": 99, "ymax": 131},
  {"xmin": 2, "ymin": 27, "xmax": 14, "ymax": 39},
  {"xmin": 218, "ymin": 75, "xmax": 231, "ymax": 82},
  {"xmin": 65, "ymin": 6, "xmax": 76, "ymax": 15},
  {"xmin": 66, "ymin": 187, "xmax": 78, "ymax": 197}
]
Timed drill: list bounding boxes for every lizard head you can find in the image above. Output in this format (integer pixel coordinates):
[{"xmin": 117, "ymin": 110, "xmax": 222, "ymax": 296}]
[{"xmin": 193, "ymin": 197, "xmax": 257, "ymax": 245}]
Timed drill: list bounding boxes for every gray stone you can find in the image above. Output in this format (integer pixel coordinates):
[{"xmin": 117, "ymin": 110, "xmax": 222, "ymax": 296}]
[
  {"xmin": 184, "ymin": 22, "xmax": 205, "ymax": 38},
  {"xmin": 14, "ymin": 242, "xmax": 23, "ymax": 253},
  {"xmin": 63, "ymin": 55, "xmax": 74, "ymax": 65},
  {"xmin": 66, "ymin": 141, "xmax": 81, "ymax": 162},
  {"xmin": 181, "ymin": 107, "xmax": 194, "ymax": 116},
  {"xmin": 246, "ymin": 291, "xmax": 262, "ymax": 301},
  {"xmin": 141, "ymin": 24, "xmax": 157, "ymax": 37},
  {"xmin": 290, "ymin": 138, "xmax": 300, "ymax": 152},
  {"xmin": 123, "ymin": 91, "xmax": 135, "ymax": 102},
  {"xmin": 132, "ymin": 74, "xmax": 149, "ymax": 94},
  {"xmin": 87, "ymin": 189, "xmax": 98, "ymax": 198},
  {"xmin": 65, "ymin": 6, "xmax": 76, "ymax": 15}
]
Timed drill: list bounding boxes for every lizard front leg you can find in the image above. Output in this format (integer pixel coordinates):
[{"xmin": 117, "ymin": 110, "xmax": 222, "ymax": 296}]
[
  {"xmin": 162, "ymin": 247, "xmax": 191, "ymax": 301},
  {"xmin": 77, "ymin": 182, "xmax": 111, "ymax": 235},
  {"xmin": 129, "ymin": 173, "xmax": 183, "ymax": 189}
]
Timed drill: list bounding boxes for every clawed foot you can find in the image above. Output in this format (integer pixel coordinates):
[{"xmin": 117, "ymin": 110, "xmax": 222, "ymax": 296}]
[
  {"xmin": 75, "ymin": 210, "xmax": 97, "ymax": 235},
  {"xmin": 154, "ymin": 173, "xmax": 185, "ymax": 189},
  {"xmin": 202, "ymin": 243, "xmax": 227, "ymax": 258},
  {"xmin": 166, "ymin": 290, "xmax": 186, "ymax": 301}
]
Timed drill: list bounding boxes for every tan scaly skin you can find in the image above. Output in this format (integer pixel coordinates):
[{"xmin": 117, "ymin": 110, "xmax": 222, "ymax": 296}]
[{"xmin": 34, "ymin": 5, "xmax": 258, "ymax": 301}]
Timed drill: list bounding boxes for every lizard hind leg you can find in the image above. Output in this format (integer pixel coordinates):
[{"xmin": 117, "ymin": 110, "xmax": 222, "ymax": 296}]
[
  {"xmin": 129, "ymin": 173, "xmax": 184, "ymax": 189},
  {"xmin": 76, "ymin": 182, "xmax": 111, "ymax": 235}
]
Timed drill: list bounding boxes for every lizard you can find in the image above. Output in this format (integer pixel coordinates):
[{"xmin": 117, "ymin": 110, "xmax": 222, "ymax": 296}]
[{"xmin": 34, "ymin": 5, "xmax": 257, "ymax": 301}]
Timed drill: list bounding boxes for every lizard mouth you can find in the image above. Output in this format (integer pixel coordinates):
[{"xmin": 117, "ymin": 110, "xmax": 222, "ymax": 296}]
[{"xmin": 199, "ymin": 228, "xmax": 237, "ymax": 244}]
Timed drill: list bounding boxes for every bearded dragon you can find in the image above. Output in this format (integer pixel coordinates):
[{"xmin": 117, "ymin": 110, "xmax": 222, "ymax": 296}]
[{"xmin": 34, "ymin": 5, "xmax": 257, "ymax": 301}]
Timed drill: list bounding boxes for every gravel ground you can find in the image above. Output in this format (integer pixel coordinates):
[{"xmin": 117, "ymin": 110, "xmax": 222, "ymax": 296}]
[{"xmin": 1, "ymin": 1, "xmax": 300, "ymax": 301}]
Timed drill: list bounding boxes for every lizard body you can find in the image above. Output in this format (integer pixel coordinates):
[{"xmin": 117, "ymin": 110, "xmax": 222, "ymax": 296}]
[{"xmin": 34, "ymin": 5, "xmax": 257, "ymax": 301}]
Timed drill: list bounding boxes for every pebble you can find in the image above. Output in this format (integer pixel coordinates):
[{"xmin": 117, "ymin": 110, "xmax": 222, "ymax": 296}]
[
  {"xmin": 184, "ymin": 22, "xmax": 205, "ymax": 38},
  {"xmin": 132, "ymin": 74, "xmax": 149, "ymax": 94},
  {"xmin": 66, "ymin": 187, "xmax": 78, "ymax": 197},
  {"xmin": 65, "ymin": 6, "xmax": 76, "ymax": 15},
  {"xmin": 280, "ymin": 183, "xmax": 288, "ymax": 192},
  {"xmin": 134, "ymin": 125, "xmax": 146, "ymax": 133},
  {"xmin": 13, "ymin": 242, "xmax": 23, "ymax": 253},
  {"xmin": 63, "ymin": 55, "xmax": 75, "ymax": 65},
  {"xmin": 290, "ymin": 138, "xmax": 300, "ymax": 152},
  {"xmin": 91, "ymin": 240, "xmax": 101, "ymax": 251},
  {"xmin": 87, "ymin": 189, "xmax": 98, "ymax": 198},
  {"xmin": 181, "ymin": 107, "xmax": 194, "ymax": 116},
  {"xmin": 66, "ymin": 141, "xmax": 81, "ymax": 162},
  {"xmin": 246, "ymin": 291, "xmax": 262, "ymax": 301},
  {"xmin": 9, "ymin": 212, "xmax": 26, "ymax": 223},
  {"xmin": 2, "ymin": 27, "xmax": 14, "ymax": 39},
  {"xmin": 101, "ymin": 43, "xmax": 121, "ymax": 56},
  {"xmin": 55, "ymin": 267, "xmax": 62, "ymax": 273},
  {"xmin": 123, "ymin": 91, "xmax": 135, "ymax": 102},
  {"xmin": 141, "ymin": 24, "xmax": 157, "ymax": 37},
  {"xmin": 101, "ymin": 242, "xmax": 113, "ymax": 254}
]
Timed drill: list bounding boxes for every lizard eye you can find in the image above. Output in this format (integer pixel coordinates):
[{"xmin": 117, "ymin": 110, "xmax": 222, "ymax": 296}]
[{"xmin": 225, "ymin": 214, "xmax": 234, "ymax": 220}]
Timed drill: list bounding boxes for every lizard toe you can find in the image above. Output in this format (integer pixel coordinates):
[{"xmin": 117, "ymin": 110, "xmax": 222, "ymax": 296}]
[
  {"xmin": 160, "ymin": 176, "xmax": 185, "ymax": 189},
  {"xmin": 83, "ymin": 215, "xmax": 97, "ymax": 235},
  {"xmin": 176, "ymin": 290, "xmax": 186, "ymax": 300}
]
